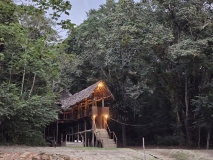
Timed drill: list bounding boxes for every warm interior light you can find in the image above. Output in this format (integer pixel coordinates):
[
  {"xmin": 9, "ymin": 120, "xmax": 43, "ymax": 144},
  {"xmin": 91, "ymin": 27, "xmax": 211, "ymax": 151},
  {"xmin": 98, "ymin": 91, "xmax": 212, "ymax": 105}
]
[
  {"xmin": 98, "ymin": 82, "xmax": 103, "ymax": 88},
  {"xmin": 93, "ymin": 115, "xmax": 96, "ymax": 119},
  {"xmin": 105, "ymin": 115, "xmax": 108, "ymax": 119}
]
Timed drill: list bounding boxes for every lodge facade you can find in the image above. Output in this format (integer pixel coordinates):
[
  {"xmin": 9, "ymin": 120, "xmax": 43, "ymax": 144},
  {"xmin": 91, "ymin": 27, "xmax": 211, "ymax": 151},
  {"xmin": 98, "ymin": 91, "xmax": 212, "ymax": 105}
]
[{"xmin": 44, "ymin": 81, "xmax": 117, "ymax": 148}]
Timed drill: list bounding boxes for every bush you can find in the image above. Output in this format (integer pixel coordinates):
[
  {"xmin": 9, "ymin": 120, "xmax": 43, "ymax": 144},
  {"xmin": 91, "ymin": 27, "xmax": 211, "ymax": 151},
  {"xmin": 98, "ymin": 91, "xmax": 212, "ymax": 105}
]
[{"xmin": 154, "ymin": 135, "xmax": 180, "ymax": 146}]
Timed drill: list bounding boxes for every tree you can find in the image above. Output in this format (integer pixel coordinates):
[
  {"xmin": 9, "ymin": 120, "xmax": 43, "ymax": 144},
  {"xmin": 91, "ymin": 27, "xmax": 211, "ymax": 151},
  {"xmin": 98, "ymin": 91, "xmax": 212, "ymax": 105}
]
[
  {"xmin": 64, "ymin": 0, "xmax": 213, "ymax": 148},
  {"xmin": 0, "ymin": 0, "xmax": 72, "ymax": 145}
]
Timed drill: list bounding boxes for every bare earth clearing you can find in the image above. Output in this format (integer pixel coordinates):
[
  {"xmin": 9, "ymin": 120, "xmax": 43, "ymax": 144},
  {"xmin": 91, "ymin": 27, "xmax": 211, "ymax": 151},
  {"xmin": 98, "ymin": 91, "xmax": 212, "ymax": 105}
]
[{"xmin": 0, "ymin": 146, "xmax": 213, "ymax": 160}]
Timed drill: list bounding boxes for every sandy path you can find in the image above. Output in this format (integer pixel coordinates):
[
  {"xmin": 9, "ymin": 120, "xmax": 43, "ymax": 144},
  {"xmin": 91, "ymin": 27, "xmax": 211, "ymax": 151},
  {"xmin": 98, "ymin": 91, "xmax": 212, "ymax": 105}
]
[
  {"xmin": 1, "ymin": 146, "xmax": 213, "ymax": 160},
  {"xmin": 0, "ymin": 146, "xmax": 149, "ymax": 160},
  {"xmin": 144, "ymin": 148, "xmax": 213, "ymax": 160}
]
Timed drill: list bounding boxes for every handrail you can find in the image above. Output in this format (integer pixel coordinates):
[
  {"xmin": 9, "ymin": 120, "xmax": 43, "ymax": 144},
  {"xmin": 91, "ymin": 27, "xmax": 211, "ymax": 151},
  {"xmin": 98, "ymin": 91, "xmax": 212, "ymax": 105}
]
[
  {"xmin": 96, "ymin": 131, "xmax": 104, "ymax": 147},
  {"xmin": 93, "ymin": 119, "xmax": 104, "ymax": 147},
  {"xmin": 105, "ymin": 120, "xmax": 118, "ymax": 147}
]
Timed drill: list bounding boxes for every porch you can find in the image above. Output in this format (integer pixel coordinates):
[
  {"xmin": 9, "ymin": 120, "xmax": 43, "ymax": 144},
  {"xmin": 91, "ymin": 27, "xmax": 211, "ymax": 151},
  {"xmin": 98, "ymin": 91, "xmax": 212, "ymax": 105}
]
[{"xmin": 58, "ymin": 106, "xmax": 109, "ymax": 122}]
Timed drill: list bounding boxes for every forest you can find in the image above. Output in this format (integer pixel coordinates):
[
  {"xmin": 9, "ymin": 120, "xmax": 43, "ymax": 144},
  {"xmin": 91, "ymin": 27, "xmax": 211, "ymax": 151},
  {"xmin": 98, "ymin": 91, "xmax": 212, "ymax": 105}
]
[{"xmin": 1, "ymin": 0, "xmax": 213, "ymax": 149}]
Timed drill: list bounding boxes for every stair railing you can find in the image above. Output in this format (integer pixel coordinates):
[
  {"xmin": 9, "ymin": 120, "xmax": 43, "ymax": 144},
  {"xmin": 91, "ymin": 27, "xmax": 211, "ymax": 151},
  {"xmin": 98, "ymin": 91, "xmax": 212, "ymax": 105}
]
[
  {"xmin": 96, "ymin": 130, "xmax": 104, "ymax": 147},
  {"xmin": 93, "ymin": 119, "xmax": 104, "ymax": 147},
  {"xmin": 105, "ymin": 120, "xmax": 118, "ymax": 147}
]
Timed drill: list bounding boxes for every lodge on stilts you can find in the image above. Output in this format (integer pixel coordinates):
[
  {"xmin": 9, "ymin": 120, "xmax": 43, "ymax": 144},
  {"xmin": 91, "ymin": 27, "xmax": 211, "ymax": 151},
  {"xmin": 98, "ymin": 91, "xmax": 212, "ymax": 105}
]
[{"xmin": 45, "ymin": 80, "xmax": 117, "ymax": 148}]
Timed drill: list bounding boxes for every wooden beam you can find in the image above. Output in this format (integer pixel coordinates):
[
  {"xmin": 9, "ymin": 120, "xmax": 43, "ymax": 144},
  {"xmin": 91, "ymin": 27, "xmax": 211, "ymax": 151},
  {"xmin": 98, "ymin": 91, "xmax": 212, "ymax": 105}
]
[{"xmin": 66, "ymin": 129, "xmax": 92, "ymax": 135}]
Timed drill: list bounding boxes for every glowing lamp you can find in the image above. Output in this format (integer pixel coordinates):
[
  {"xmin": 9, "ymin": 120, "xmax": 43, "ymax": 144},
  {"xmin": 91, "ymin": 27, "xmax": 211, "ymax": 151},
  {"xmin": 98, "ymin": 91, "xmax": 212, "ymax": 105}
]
[
  {"xmin": 105, "ymin": 115, "xmax": 108, "ymax": 119},
  {"xmin": 98, "ymin": 82, "xmax": 103, "ymax": 88},
  {"xmin": 93, "ymin": 115, "xmax": 96, "ymax": 119}
]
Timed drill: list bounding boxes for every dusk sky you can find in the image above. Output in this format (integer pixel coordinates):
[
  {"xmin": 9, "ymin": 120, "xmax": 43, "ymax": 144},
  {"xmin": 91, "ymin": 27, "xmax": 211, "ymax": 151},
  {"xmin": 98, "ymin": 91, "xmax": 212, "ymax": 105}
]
[
  {"xmin": 69, "ymin": 0, "xmax": 140, "ymax": 25},
  {"xmin": 60, "ymin": 0, "xmax": 141, "ymax": 38},
  {"xmin": 69, "ymin": 0, "xmax": 107, "ymax": 26},
  {"xmin": 15, "ymin": 0, "xmax": 141, "ymax": 38},
  {"xmin": 59, "ymin": 0, "xmax": 108, "ymax": 38}
]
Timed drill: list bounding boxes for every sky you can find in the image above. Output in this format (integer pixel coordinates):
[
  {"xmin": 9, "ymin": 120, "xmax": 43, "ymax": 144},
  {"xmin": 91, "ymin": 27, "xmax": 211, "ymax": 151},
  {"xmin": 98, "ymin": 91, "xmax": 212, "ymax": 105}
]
[
  {"xmin": 14, "ymin": 0, "xmax": 109, "ymax": 38},
  {"xmin": 60, "ymin": 0, "xmax": 141, "ymax": 38},
  {"xmin": 59, "ymin": 0, "xmax": 107, "ymax": 38},
  {"xmin": 69, "ymin": 0, "xmax": 107, "ymax": 26},
  {"xmin": 68, "ymin": 0, "xmax": 140, "ymax": 26},
  {"xmin": 56, "ymin": 0, "xmax": 107, "ymax": 38},
  {"xmin": 14, "ymin": 0, "xmax": 141, "ymax": 38}
]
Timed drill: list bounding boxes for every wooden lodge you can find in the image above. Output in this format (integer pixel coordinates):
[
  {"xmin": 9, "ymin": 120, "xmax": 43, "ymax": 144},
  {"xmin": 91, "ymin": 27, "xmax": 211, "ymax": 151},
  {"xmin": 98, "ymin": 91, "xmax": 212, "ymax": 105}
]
[{"xmin": 45, "ymin": 81, "xmax": 117, "ymax": 148}]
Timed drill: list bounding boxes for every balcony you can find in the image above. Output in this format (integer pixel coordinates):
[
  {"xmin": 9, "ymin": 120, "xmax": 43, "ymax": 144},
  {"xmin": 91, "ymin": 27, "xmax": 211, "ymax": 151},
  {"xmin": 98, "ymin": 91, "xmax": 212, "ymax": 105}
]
[{"xmin": 58, "ymin": 106, "xmax": 109, "ymax": 121}]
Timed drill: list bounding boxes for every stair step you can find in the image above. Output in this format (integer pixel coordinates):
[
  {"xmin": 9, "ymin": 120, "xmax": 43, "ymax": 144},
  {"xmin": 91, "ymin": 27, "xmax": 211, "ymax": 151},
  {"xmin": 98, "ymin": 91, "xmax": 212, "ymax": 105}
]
[
  {"xmin": 98, "ymin": 134, "xmax": 108, "ymax": 136},
  {"xmin": 103, "ymin": 142, "xmax": 116, "ymax": 144},
  {"xmin": 102, "ymin": 139, "xmax": 115, "ymax": 142},
  {"xmin": 103, "ymin": 144, "xmax": 117, "ymax": 148},
  {"xmin": 95, "ymin": 128, "xmax": 117, "ymax": 148}
]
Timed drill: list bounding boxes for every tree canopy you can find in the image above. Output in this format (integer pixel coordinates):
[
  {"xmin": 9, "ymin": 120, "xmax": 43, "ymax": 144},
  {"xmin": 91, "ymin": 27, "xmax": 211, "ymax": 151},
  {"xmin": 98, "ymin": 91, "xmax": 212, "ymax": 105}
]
[
  {"xmin": 64, "ymin": 0, "xmax": 213, "ymax": 148},
  {"xmin": 1, "ymin": 0, "xmax": 213, "ymax": 148},
  {"xmin": 0, "ymin": 0, "xmax": 72, "ymax": 145}
]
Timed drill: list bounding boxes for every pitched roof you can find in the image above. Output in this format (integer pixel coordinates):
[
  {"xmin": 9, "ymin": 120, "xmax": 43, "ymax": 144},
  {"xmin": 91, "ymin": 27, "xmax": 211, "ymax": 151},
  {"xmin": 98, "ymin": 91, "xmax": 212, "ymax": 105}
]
[
  {"xmin": 59, "ymin": 90, "xmax": 72, "ymax": 100},
  {"xmin": 60, "ymin": 81, "xmax": 114, "ymax": 109}
]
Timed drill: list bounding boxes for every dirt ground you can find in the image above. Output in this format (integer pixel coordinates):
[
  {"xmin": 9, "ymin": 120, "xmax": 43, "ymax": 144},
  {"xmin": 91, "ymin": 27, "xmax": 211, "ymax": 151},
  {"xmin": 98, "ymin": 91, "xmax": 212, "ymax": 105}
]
[
  {"xmin": 0, "ymin": 146, "xmax": 148, "ymax": 160},
  {"xmin": 0, "ymin": 146, "xmax": 213, "ymax": 160},
  {"xmin": 145, "ymin": 148, "xmax": 213, "ymax": 160}
]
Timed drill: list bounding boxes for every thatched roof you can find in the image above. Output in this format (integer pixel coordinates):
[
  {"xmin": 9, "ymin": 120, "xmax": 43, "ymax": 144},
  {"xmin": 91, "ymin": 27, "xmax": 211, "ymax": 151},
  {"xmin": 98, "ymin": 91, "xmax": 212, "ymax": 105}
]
[
  {"xmin": 59, "ymin": 90, "xmax": 72, "ymax": 100},
  {"xmin": 60, "ymin": 81, "xmax": 114, "ymax": 109}
]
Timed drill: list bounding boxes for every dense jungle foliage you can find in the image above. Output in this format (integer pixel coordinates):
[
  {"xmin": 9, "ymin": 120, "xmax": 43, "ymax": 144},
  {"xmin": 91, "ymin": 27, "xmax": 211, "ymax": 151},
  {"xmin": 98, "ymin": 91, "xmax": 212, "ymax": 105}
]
[
  {"xmin": 1, "ymin": 0, "xmax": 213, "ymax": 148},
  {"xmin": 64, "ymin": 0, "xmax": 213, "ymax": 149},
  {"xmin": 0, "ymin": 0, "xmax": 71, "ymax": 145}
]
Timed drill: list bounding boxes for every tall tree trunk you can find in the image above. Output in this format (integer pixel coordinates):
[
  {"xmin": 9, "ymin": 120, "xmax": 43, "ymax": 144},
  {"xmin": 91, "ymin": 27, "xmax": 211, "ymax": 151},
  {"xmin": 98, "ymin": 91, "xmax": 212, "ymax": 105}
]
[
  {"xmin": 122, "ymin": 124, "xmax": 126, "ymax": 147},
  {"xmin": 29, "ymin": 72, "xmax": 36, "ymax": 97},
  {"xmin": 20, "ymin": 65, "xmax": 26, "ymax": 96},
  {"xmin": 184, "ymin": 75, "xmax": 191, "ymax": 146},
  {"xmin": 206, "ymin": 130, "xmax": 210, "ymax": 149},
  {"xmin": 198, "ymin": 126, "xmax": 201, "ymax": 149},
  {"xmin": 176, "ymin": 111, "xmax": 185, "ymax": 145}
]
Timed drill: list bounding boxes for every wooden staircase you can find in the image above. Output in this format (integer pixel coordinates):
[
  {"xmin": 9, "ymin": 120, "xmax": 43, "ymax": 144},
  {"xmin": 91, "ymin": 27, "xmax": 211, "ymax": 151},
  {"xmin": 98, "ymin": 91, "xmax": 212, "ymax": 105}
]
[
  {"xmin": 96, "ymin": 129, "xmax": 117, "ymax": 148},
  {"xmin": 92, "ymin": 115, "xmax": 117, "ymax": 148}
]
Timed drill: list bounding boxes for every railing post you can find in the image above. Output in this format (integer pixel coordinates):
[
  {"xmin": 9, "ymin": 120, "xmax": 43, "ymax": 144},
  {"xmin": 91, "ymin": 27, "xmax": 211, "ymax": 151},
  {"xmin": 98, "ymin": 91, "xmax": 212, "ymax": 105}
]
[
  {"xmin": 116, "ymin": 139, "xmax": 117, "ymax": 147},
  {"xmin": 92, "ymin": 117, "xmax": 95, "ymax": 147}
]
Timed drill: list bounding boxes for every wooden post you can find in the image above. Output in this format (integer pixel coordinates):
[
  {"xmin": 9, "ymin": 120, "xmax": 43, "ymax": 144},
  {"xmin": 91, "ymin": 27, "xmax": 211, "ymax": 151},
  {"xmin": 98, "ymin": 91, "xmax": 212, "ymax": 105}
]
[
  {"xmin": 72, "ymin": 127, "xmax": 73, "ymax": 142},
  {"xmin": 104, "ymin": 118, "xmax": 106, "ymax": 129},
  {"xmin": 92, "ymin": 98, "xmax": 94, "ymax": 106},
  {"xmin": 91, "ymin": 116, "xmax": 95, "ymax": 147},
  {"xmin": 85, "ymin": 120, "xmax": 87, "ymax": 146},
  {"xmin": 94, "ymin": 132, "xmax": 95, "ymax": 147},
  {"xmin": 77, "ymin": 122, "xmax": 79, "ymax": 141},
  {"xmin": 92, "ymin": 127, "xmax": 94, "ymax": 146},
  {"xmin": 56, "ymin": 120, "xmax": 58, "ymax": 147},
  {"xmin": 95, "ymin": 98, "xmax": 97, "ymax": 106},
  {"xmin": 102, "ymin": 98, "xmax": 104, "ymax": 107},
  {"xmin": 78, "ymin": 106, "xmax": 80, "ymax": 119},
  {"xmin": 85, "ymin": 101, "xmax": 88, "ymax": 116},
  {"xmin": 143, "ymin": 137, "xmax": 146, "ymax": 160}
]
